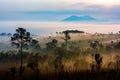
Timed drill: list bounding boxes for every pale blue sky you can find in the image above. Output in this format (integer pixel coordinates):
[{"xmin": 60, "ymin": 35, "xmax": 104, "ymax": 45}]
[{"xmin": 0, "ymin": 0, "xmax": 120, "ymax": 21}]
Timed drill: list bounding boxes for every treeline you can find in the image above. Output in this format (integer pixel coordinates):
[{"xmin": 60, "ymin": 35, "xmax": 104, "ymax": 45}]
[{"xmin": 0, "ymin": 33, "xmax": 12, "ymax": 36}]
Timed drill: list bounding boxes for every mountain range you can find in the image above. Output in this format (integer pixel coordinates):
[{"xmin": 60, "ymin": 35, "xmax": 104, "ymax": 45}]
[{"xmin": 63, "ymin": 15, "xmax": 96, "ymax": 22}]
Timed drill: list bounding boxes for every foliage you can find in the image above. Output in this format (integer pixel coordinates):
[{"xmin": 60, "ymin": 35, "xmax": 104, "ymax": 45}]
[
  {"xmin": 46, "ymin": 39, "xmax": 58, "ymax": 50},
  {"xmin": 30, "ymin": 39, "xmax": 41, "ymax": 50},
  {"xmin": 11, "ymin": 28, "xmax": 32, "ymax": 48}
]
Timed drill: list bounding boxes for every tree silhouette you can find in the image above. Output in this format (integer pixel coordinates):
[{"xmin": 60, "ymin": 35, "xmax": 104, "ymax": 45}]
[
  {"xmin": 114, "ymin": 55, "xmax": 120, "ymax": 71},
  {"xmin": 95, "ymin": 53, "xmax": 102, "ymax": 70},
  {"xmin": 46, "ymin": 39, "xmax": 58, "ymax": 50},
  {"xmin": 118, "ymin": 31, "xmax": 120, "ymax": 35},
  {"xmin": 10, "ymin": 67, "xmax": 16, "ymax": 77},
  {"xmin": 54, "ymin": 56, "xmax": 64, "ymax": 72},
  {"xmin": 27, "ymin": 53, "xmax": 39, "ymax": 78},
  {"xmin": 91, "ymin": 53, "xmax": 95, "ymax": 72},
  {"xmin": 11, "ymin": 27, "xmax": 32, "ymax": 73},
  {"xmin": 30, "ymin": 39, "xmax": 41, "ymax": 50},
  {"xmin": 62, "ymin": 31, "xmax": 70, "ymax": 51}
]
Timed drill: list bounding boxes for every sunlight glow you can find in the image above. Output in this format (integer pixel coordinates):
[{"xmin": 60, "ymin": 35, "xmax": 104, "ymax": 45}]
[
  {"xmin": 93, "ymin": 0, "xmax": 120, "ymax": 5},
  {"xmin": 93, "ymin": 0, "xmax": 119, "ymax": 5},
  {"xmin": 68, "ymin": 0, "xmax": 120, "ymax": 6}
]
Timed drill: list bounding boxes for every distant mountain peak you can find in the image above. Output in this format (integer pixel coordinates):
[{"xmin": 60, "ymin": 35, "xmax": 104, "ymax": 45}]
[{"xmin": 63, "ymin": 15, "xmax": 96, "ymax": 22}]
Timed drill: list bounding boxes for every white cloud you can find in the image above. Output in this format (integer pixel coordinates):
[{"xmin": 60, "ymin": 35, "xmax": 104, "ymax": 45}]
[
  {"xmin": 0, "ymin": 0, "xmax": 119, "ymax": 12},
  {"xmin": 0, "ymin": 0, "xmax": 120, "ymax": 21}
]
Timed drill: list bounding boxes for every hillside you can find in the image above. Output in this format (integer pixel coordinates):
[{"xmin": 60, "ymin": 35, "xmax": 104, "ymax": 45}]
[{"xmin": 63, "ymin": 15, "xmax": 96, "ymax": 22}]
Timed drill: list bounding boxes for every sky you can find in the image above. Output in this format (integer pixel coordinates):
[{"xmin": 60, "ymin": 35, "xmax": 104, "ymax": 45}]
[{"xmin": 0, "ymin": 0, "xmax": 120, "ymax": 21}]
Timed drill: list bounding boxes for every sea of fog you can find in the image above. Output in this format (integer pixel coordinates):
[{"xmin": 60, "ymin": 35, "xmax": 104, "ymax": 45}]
[
  {"xmin": 0, "ymin": 21, "xmax": 120, "ymax": 50},
  {"xmin": 0, "ymin": 21, "xmax": 120, "ymax": 36}
]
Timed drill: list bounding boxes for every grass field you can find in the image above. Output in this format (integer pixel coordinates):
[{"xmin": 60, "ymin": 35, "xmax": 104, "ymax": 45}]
[{"xmin": 0, "ymin": 33, "xmax": 120, "ymax": 80}]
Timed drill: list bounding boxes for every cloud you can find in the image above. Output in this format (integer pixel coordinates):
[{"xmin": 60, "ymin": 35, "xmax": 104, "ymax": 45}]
[
  {"xmin": 0, "ymin": 0, "xmax": 120, "ymax": 21},
  {"xmin": 109, "ymin": 6, "xmax": 120, "ymax": 15},
  {"xmin": 0, "ymin": 10, "xmax": 102, "ymax": 21},
  {"xmin": 97, "ymin": 5, "xmax": 120, "ymax": 20}
]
